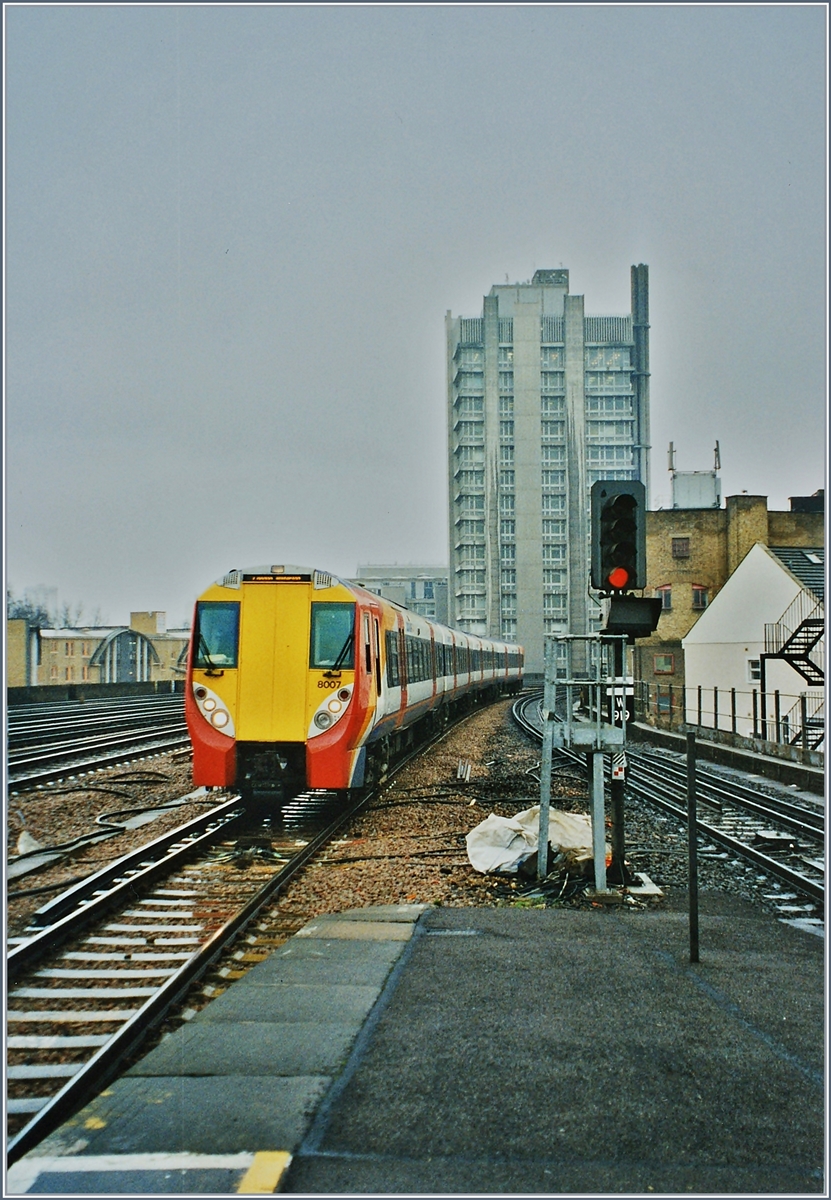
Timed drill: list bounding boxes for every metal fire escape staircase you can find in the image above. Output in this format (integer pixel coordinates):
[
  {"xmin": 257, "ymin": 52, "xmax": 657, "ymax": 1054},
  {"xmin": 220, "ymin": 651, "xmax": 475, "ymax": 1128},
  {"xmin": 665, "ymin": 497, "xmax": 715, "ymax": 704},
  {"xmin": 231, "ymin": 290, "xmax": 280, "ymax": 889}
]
[{"xmin": 763, "ymin": 591, "xmax": 824, "ymax": 749}]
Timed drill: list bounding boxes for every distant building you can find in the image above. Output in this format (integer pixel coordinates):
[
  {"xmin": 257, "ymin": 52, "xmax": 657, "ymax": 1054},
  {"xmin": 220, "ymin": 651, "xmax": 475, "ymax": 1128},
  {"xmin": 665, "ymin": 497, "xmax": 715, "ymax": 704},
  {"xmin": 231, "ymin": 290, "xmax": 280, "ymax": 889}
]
[
  {"xmin": 682, "ymin": 543, "xmax": 824, "ymax": 748},
  {"xmin": 6, "ymin": 612, "xmax": 190, "ymax": 688},
  {"xmin": 788, "ymin": 489, "xmax": 824, "ymax": 514},
  {"xmin": 350, "ymin": 566, "xmax": 449, "ymax": 625},
  {"xmin": 446, "ymin": 265, "xmax": 650, "ymax": 676},
  {"xmin": 633, "ymin": 494, "xmax": 824, "ymax": 706}
]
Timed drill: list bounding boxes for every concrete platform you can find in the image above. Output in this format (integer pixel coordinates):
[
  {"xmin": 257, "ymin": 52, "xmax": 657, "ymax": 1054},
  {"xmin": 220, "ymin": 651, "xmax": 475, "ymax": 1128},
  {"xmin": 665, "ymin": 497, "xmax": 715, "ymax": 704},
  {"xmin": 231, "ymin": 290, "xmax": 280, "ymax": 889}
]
[{"xmin": 8, "ymin": 897, "xmax": 824, "ymax": 1194}]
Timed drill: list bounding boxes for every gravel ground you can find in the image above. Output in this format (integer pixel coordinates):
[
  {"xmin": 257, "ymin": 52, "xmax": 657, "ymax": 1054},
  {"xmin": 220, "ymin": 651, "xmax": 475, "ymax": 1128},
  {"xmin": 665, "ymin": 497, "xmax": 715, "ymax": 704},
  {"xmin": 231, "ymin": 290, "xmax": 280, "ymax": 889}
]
[
  {"xmin": 270, "ymin": 696, "xmax": 822, "ymax": 921},
  {"xmin": 7, "ymin": 699, "xmax": 819, "ymax": 948},
  {"xmin": 6, "ymin": 753, "xmax": 217, "ymax": 938}
]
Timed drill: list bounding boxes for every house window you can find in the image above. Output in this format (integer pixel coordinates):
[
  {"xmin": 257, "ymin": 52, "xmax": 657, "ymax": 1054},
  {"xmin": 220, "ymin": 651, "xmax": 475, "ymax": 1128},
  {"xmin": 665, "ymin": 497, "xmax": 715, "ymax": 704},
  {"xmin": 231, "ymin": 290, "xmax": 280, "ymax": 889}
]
[
  {"xmin": 747, "ymin": 659, "xmax": 761, "ymax": 682},
  {"xmin": 65, "ymin": 641, "xmax": 75, "ymax": 657},
  {"xmin": 656, "ymin": 585, "xmax": 672, "ymax": 611},
  {"xmin": 50, "ymin": 665, "xmax": 58, "ymax": 680},
  {"xmin": 65, "ymin": 666, "xmax": 74, "ymax": 681},
  {"xmin": 692, "ymin": 586, "xmax": 708, "ymax": 610},
  {"xmin": 82, "ymin": 641, "xmax": 92, "ymax": 657},
  {"xmin": 654, "ymin": 654, "xmax": 675, "ymax": 675},
  {"xmin": 82, "ymin": 665, "xmax": 91, "ymax": 681},
  {"xmin": 672, "ymin": 538, "xmax": 690, "ymax": 559}
]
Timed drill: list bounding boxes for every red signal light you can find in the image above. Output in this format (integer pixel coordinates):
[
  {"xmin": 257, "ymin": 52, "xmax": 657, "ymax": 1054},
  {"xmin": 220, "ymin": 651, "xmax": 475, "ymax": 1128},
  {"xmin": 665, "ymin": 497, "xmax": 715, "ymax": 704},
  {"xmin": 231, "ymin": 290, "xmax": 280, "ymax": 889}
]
[{"xmin": 607, "ymin": 566, "xmax": 630, "ymax": 590}]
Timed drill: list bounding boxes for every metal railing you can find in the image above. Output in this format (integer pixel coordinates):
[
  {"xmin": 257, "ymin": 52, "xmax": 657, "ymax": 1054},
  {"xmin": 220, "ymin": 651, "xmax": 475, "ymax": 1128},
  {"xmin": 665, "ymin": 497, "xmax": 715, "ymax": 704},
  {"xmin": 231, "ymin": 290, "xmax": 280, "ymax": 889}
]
[
  {"xmin": 634, "ymin": 681, "xmax": 825, "ymax": 753},
  {"xmin": 764, "ymin": 593, "xmax": 824, "ymax": 656}
]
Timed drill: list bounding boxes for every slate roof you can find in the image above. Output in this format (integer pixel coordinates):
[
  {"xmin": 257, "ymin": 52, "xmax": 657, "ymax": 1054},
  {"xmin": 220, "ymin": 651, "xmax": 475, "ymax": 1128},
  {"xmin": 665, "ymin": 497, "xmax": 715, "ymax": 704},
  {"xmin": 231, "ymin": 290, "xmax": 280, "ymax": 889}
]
[{"xmin": 768, "ymin": 546, "xmax": 825, "ymax": 603}]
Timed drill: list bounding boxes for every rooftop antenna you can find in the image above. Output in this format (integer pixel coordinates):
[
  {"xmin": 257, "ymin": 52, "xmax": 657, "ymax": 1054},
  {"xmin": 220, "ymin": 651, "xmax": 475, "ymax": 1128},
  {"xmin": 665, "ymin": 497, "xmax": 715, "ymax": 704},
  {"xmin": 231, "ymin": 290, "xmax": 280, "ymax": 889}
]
[
  {"xmin": 668, "ymin": 441, "xmax": 676, "ymax": 472},
  {"xmin": 714, "ymin": 440, "xmax": 721, "ymax": 471}
]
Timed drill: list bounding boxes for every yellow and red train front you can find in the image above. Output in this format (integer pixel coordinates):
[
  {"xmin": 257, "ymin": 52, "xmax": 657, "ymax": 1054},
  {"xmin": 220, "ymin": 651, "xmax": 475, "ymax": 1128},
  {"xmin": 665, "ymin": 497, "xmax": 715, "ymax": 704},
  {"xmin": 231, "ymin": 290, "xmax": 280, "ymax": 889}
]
[{"xmin": 186, "ymin": 570, "xmax": 374, "ymax": 793}]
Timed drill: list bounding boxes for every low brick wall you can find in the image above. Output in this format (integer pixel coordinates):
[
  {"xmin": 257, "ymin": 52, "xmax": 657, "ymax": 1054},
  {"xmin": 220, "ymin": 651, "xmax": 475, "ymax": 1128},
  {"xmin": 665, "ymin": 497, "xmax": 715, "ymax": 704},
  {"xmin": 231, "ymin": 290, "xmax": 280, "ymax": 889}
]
[{"xmin": 8, "ymin": 680, "xmax": 184, "ymax": 705}]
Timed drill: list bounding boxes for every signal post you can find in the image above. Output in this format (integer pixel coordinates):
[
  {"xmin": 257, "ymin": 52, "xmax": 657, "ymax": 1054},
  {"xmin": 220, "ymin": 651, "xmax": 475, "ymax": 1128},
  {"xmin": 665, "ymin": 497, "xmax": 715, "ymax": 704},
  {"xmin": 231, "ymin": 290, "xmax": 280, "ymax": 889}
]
[
  {"xmin": 538, "ymin": 480, "xmax": 660, "ymax": 891},
  {"xmin": 590, "ymin": 479, "xmax": 661, "ymax": 885}
]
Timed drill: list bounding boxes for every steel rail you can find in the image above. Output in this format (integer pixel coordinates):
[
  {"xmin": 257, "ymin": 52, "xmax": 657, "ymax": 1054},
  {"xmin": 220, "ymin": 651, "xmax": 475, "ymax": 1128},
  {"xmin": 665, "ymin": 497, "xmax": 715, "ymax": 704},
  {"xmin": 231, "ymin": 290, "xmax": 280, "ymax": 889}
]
[
  {"xmin": 9, "ymin": 722, "xmax": 189, "ymax": 768},
  {"xmin": 8, "ymin": 735, "xmax": 193, "ymax": 791},
  {"xmin": 511, "ymin": 694, "xmax": 824, "ymax": 905},
  {"xmin": 621, "ymin": 771, "xmax": 824, "ymax": 904},
  {"xmin": 7, "ymin": 692, "xmax": 505, "ymax": 1165},
  {"xmin": 9, "ymin": 797, "xmax": 246, "ymax": 947},
  {"xmin": 9, "ymin": 711, "xmax": 186, "ymax": 750},
  {"xmin": 624, "ymin": 752, "xmax": 824, "ymax": 838}
]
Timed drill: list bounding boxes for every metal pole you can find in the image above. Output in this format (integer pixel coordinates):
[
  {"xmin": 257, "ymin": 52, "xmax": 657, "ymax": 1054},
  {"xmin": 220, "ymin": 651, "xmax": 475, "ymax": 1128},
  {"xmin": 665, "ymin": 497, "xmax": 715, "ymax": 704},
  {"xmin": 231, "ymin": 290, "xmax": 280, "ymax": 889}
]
[
  {"xmin": 668, "ymin": 684, "xmax": 673, "ymax": 729},
  {"xmin": 731, "ymin": 687, "xmax": 737, "ymax": 734},
  {"xmin": 609, "ymin": 637, "xmax": 627, "ymax": 886},
  {"xmin": 697, "ymin": 685, "xmax": 702, "ymax": 727},
  {"xmin": 591, "ymin": 751, "xmax": 607, "ymax": 894},
  {"xmin": 713, "ymin": 686, "xmax": 718, "ymax": 731},
  {"xmin": 538, "ymin": 720, "xmax": 553, "ymax": 880},
  {"xmin": 752, "ymin": 689, "xmax": 758, "ymax": 738},
  {"xmin": 538, "ymin": 639, "xmax": 554, "ymax": 880},
  {"xmin": 760, "ymin": 657, "xmax": 767, "ymax": 742},
  {"xmin": 687, "ymin": 731, "xmax": 699, "ymax": 963},
  {"xmin": 801, "ymin": 693, "xmax": 809, "ymax": 751},
  {"xmin": 774, "ymin": 690, "xmax": 781, "ymax": 744}
]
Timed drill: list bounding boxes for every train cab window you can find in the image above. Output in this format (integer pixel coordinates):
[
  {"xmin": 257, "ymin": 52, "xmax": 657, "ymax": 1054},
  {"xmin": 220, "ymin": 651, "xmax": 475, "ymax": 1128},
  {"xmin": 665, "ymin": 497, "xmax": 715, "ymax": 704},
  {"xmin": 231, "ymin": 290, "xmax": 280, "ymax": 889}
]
[
  {"xmin": 310, "ymin": 603, "xmax": 356, "ymax": 669},
  {"xmin": 194, "ymin": 602, "xmax": 240, "ymax": 668}
]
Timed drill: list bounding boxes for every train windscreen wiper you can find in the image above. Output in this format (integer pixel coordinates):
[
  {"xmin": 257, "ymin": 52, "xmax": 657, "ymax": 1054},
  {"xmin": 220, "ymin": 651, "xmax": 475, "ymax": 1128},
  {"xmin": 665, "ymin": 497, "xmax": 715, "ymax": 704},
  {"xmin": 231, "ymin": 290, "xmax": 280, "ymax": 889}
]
[
  {"xmin": 198, "ymin": 636, "xmax": 223, "ymax": 675},
  {"xmin": 332, "ymin": 631, "xmax": 355, "ymax": 670}
]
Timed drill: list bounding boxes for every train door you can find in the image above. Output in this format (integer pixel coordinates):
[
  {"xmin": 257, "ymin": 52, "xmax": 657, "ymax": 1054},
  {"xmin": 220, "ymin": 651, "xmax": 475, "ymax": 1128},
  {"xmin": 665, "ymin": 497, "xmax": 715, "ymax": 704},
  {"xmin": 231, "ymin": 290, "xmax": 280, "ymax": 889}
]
[{"xmin": 236, "ymin": 582, "xmax": 310, "ymax": 743}]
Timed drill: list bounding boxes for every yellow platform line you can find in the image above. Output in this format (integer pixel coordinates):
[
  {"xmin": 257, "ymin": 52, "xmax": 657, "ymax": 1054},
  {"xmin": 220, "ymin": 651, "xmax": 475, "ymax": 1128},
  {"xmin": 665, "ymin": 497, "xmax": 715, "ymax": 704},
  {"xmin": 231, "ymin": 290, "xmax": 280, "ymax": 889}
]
[{"xmin": 237, "ymin": 1151, "xmax": 292, "ymax": 1194}]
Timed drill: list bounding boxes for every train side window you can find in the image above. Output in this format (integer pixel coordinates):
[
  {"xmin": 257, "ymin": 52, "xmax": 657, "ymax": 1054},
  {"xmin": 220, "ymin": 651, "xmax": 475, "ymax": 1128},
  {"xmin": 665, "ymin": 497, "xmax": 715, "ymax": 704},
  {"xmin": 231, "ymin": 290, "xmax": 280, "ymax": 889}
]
[
  {"xmin": 310, "ymin": 603, "xmax": 356, "ymax": 669},
  {"xmin": 385, "ymin": 629, "xmax": 400, "ymax": 687},
  {"xmin": 194, "ymin": 602, "xmax": 240, "ymax": 668}
]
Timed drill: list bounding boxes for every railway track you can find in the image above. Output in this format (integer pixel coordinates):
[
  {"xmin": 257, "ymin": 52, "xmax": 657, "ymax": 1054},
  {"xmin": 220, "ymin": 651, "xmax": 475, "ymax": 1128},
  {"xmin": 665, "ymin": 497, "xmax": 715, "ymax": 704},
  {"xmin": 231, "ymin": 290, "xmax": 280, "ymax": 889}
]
[
  {"xmin": 512, "ymin": 693, "xmax": 825, "ymax": 907},
  {"xmin": 6, "ymin": 788, "xmax": 364, "ymax": 1165},
  {"xmin": 6, "ymin": 699, "xmax": 488, "ymax": 1166},
  {"xmin": 8, "ymin": 695, "xmax": 189, "ymax": 789}
]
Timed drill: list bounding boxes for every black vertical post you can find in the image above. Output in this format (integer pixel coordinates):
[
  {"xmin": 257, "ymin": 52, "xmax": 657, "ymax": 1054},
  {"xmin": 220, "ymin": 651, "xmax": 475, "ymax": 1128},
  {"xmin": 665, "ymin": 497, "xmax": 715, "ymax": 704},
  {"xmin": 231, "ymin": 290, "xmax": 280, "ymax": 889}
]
[
  {"xmin": 801, "ymin": 694, "xmax": 809, "ymax": 751},
  {"xmin": 713, "ymin": 686, "xmax": 718, "ymax": 731},
  {"xmin": 609, "ymin": 638, "xmax": 629, "ymax": 886},
  {"xmin": 697, "ymin": 685, "xmax": 702, "ymax": 727},
  {"xmin": 731, "ymin": 687, "xmax": 737, "ymax": 734},
  {"xmin": 774, "ymin": 690, "xmax": 781, "ymax": 744},
  {"xmin": 668, "ymin": 684, "xmax": 673, "ymax": 729},
  {"xmin": 760, "ymin": 657, "xmax": 768, "ymax": 742},
  {"xmin": 687, "ymin": 731, "xmax": 699, "ymax": 963},
  {"xmin": 752, "ymin": 689, "xmax": 758, "ymax": 737}
]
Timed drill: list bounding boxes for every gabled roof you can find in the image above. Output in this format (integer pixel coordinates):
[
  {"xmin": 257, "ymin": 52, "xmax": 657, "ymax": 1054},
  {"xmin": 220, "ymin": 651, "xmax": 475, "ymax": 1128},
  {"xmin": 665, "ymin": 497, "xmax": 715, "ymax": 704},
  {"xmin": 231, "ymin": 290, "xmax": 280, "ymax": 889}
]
[{"xmin": 768, "ymin": 547, "xmax": 824, "ymax": 603}]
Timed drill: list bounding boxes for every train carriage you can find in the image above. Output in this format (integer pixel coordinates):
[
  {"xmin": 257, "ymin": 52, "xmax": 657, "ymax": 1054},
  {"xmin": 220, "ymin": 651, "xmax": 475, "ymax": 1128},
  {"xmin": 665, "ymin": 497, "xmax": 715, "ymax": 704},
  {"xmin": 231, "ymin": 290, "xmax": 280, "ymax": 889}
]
[{"xmin": 186, "ymin": 565, "xmax": 523, "ymax": 801}]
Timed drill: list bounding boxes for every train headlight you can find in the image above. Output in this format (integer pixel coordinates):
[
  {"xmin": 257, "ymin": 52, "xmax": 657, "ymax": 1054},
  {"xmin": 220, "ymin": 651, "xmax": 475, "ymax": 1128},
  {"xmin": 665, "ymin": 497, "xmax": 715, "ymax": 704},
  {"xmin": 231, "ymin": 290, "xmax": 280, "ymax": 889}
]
[
  {"xmin": 309, "ymin": 682, "xmax": 353, "ymax": 738},
  {"xmin": 191, "ymin": 682, "xmax": 235, "ymax": 738}
]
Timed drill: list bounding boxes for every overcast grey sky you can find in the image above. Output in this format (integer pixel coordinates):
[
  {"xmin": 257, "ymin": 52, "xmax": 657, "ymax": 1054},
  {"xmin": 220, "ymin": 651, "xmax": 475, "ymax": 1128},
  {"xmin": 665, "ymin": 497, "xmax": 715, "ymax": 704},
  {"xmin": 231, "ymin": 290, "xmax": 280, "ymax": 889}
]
[{"xmin": 5, "ymin": 4, "xmax": 826, "ymax": 627}]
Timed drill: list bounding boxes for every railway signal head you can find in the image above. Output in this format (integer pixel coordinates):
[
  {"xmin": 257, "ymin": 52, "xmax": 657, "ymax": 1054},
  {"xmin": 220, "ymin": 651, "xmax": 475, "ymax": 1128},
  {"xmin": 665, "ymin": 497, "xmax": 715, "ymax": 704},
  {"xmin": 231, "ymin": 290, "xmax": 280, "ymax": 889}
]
[{"xmin": 591, "ymin": 480, "xmax": 647, "ymax": 593}]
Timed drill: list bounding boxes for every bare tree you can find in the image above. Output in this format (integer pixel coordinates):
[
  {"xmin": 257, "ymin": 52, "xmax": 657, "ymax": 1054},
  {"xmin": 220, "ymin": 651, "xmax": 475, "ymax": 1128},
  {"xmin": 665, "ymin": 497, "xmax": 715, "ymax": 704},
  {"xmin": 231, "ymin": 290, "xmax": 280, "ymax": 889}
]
[
  {"xmin": 59, "ymin": 601, "xmax": 86, "ymax": 628},
  {"xmin": 7, "ymin": 589, "xmax": 53, "ymax": 628}
]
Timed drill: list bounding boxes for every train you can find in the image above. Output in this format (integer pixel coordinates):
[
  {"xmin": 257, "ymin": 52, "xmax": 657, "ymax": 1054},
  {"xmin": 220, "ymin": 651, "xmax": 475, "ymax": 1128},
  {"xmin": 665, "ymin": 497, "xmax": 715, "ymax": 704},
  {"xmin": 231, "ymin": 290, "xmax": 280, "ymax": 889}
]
[{"xmin": 185, "ymin": 564, "xmax": 524, "ymax": 800}]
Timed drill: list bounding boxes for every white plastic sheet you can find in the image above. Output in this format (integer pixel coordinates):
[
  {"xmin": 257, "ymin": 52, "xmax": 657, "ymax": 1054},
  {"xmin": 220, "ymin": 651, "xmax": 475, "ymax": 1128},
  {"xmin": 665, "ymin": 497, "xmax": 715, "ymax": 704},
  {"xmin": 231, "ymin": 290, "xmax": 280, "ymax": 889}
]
[{"xmin": 465, "ymin": 805, "xmax": 604, "ymax": 875}]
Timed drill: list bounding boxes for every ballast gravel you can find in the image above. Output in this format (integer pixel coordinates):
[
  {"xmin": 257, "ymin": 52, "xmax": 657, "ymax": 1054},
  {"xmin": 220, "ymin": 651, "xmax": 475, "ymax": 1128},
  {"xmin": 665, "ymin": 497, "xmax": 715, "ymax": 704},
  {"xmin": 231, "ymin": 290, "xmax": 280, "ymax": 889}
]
[{"xmin": 7, "ymin": 700, "xmax": 816, "ymax": 948}]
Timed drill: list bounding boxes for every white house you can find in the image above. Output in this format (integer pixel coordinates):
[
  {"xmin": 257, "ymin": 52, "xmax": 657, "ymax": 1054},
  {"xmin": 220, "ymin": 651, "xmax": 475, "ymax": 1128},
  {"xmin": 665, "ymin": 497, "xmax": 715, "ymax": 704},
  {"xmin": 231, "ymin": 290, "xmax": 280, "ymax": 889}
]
[{"xmin": 682, "ymin": 543, "xmax": 824, "ymax": 746}]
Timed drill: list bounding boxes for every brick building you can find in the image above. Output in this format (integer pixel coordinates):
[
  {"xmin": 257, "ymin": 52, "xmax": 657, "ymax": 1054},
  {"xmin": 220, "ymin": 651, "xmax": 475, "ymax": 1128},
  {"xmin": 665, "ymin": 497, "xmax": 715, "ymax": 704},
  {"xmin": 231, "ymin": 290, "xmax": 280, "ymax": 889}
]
[
  {"xmin": 633, "ymin": 493, "xmax": 824, "ymax": 695},
  {"xmin": 6, "ymin": 612, "xmax": 190, "ymax": 688}
]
